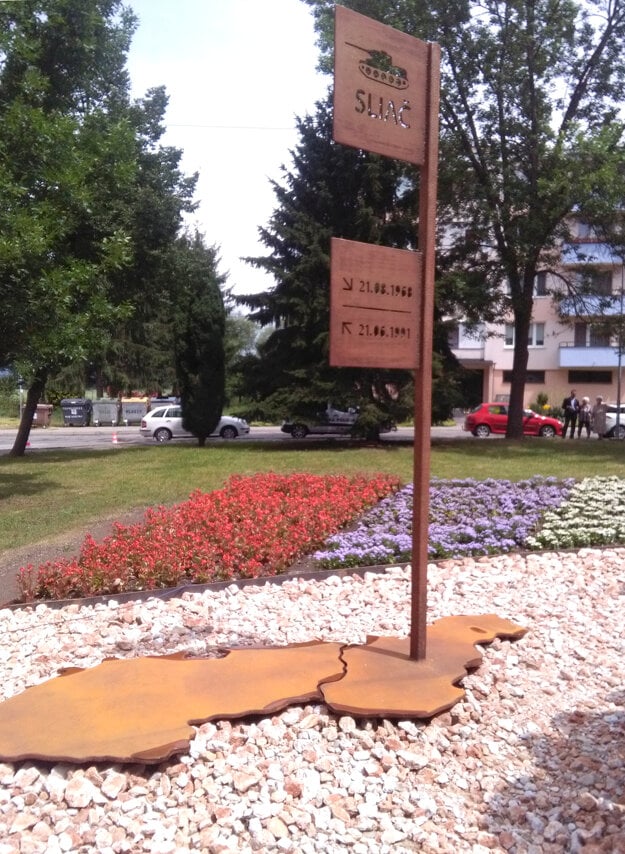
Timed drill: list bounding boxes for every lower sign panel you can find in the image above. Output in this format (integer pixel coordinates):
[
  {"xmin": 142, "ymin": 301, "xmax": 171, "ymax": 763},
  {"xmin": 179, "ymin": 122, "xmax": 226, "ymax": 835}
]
[{"xmin": 330, "ymin": 238, "xmax": 421, "ymax": 369}]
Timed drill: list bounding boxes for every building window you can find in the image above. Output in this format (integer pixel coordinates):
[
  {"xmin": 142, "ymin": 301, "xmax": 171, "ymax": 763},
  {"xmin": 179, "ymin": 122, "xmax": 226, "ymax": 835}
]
[
  {"xmin": 569, "ymin": 370, "xmax": 612, "ymax": 384},
  {"xmin": 574, "ymin": 322, "xmax": 587, "ymax": 347},
  {"xmin": 534, "ymin": 272, "xmax": 547, "ymax": 296},
  {"xmin": 447, "ymin": 324, "xmax": 459, "ymax": 348},
  {"xmin": 504, "ymin": 323, "xmax": 545, "ymax": 347},
  {"xmin": 530, "ymin": 323, "xmax": 545, "ymax": 346},
  {"xmin": 589, "ymin": 325, "xmax": 610, "ymax": 347},
  {"xmin": 590, "ymin": 271, "xmax": 612, "ymax": 295},
  {"xmin": 576, "ymin": 269, "xmax": 612, "ymax": 294},
  {"xmin": 448, "ymin": 322, "xmax": 486, "ymax": 349},
  {"xmin": 503, "ymin": 370, "xmax": 545, "ymax": 384},
  {"xmin": 577, "ymin": 221, "xmax": 597, "ymax": 239}
]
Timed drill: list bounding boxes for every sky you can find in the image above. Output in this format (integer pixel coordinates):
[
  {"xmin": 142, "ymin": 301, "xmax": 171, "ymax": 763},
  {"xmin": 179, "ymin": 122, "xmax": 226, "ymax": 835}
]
[{"xmin": 125, "ymin": 0, "xmax": 330, "ymax": 296}]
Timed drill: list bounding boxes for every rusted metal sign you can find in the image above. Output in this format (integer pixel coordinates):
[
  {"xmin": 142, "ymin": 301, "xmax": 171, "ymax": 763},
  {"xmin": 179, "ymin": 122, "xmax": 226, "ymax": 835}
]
[
  {"xmin": 333, "ymin": 6, "xmax": 441, "ymax": 661},
  {"xmin": 330, "ymin": 237, "xmax": 421, "ymax": 369},
  {"xmin": 334, "ymin": 4, "xmax": 429, "ymax": 165}
]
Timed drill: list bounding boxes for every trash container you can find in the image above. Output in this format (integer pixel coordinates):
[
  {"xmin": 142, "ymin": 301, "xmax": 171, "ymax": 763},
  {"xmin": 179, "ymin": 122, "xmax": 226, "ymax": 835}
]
[
  {"xmin": 60, "ymin": 398, "xmax": 92, "ymax": 426},
  {"xmin": 32, "ymin": 404, "xmax": 53, "ymax": 428},
  {"xmin": 92, "ymin": 399, "xmax": 120, "ymax": 427},
  {"xmin": 121, "ymin": 397, "xmax": 149, "ymax": 425}
]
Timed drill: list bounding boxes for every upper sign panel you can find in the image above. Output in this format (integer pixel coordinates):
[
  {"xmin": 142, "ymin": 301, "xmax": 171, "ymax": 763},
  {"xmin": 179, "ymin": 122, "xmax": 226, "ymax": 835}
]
[{"xmin": 333, "ymin": 5, "xmax": 429, "ymax": 165}]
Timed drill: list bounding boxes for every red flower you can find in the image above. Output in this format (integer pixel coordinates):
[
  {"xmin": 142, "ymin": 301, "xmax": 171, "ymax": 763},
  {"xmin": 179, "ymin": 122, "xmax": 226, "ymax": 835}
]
[{"xmin": 17, "ymin": 473, "xmax": 400, "ymax": 601}]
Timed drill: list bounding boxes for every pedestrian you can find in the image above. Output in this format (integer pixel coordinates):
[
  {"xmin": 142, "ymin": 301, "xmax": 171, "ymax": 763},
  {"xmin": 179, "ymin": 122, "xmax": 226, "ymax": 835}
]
[
  {"xmin": 577, "ymin": 396, "xmax": 592, "ymax": 438},
  {"xmin": 591, "ymin": 395, "xmax": 608, "ymax": 439},
  {"xmin": 561, "ymin": 389, "xmax": 580, "ymax": 438}
]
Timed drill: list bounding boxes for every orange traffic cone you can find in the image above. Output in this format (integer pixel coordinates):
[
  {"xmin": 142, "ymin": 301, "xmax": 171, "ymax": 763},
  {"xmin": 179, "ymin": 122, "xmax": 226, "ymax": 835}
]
[{"xmin": 112, "ymin": 432, "xmax": 118, "ymax": 445}]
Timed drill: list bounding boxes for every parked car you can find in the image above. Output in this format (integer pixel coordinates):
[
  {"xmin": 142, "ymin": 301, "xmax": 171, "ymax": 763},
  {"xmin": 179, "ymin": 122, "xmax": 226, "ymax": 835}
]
[
  {"xmin": 281, "ymin": 405, "xmax": 395, "ymax": 439},
  {"xmin": 463, "ymin": 403, "xmax": 563, "ymax": 438},
  {"xmin": 140, "ymin": 406, "xmax": 250, "ymax": 442},
  {"xmin": 603, "ymin": 403, "xmax": 625, "ymax": 438}
]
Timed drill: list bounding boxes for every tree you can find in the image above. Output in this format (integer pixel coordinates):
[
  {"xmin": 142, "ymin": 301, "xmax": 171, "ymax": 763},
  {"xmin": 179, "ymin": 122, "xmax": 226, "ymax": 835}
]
[
  {"xmin": 174, "ymin": 233, "xmax": 227, "ymax": 447},
  {"xmin": 0, "ymin": 2, "xmax": 197, "ymax": 454},
  {"xmin": 238, "ymin": 94, "xmax": 423, "ymax": 437},
  {"xmin": 0, "ymin": 0, "xmax": 139, "ymax": 454},
  {"xmin": 305, "ymin": 0, "xmax": 625, "ymax": 437}
]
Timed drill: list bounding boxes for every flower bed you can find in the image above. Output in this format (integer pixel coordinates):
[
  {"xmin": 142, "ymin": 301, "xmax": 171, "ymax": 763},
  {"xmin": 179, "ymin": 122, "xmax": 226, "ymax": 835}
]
[
  {"xmin": 18, "ymin": 473, "xmax": 400, "ymax": 602},
  {"xmin": 524, "ymin": 475, "xmax": 625, "ymax": 549},
  {"xmin": 17, "ymin": 474, "xmax": 624, "ymax": 603},
  {"xmin": 313, "ymin": 476, "xmax": 576, "ymax": 568}
]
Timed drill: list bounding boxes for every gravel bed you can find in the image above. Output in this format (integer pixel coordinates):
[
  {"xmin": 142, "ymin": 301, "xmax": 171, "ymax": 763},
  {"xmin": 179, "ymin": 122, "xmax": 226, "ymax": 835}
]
[{"xmin": 0, "ymin": 548, "xmax": 624, "ymax": 853}]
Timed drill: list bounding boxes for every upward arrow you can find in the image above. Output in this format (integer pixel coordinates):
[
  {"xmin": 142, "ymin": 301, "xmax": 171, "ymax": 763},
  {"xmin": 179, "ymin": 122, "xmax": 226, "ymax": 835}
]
[{"xmin": 342, "ymin": 322, "xmax": 352, "ymax": 335}]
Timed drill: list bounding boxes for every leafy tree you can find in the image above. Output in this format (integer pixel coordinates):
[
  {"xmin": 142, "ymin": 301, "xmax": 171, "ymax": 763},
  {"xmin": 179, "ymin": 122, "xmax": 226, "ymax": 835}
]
[
  {"xmin": 238, "ymin": 94, "xmax": 423, "ymax": 437},
  {"xmin": 174, "ymin": 233, "xmax": 227, "ymax": 446},
  {"xmin": 0, "ymin": 0, "xmax": 140, "ymax": 454},
  {"xmin": 305, "ymin": 0, "xmax": 625, "ymax": 437},
  {"xmin": 0, "ymin": 2, "xmax": 198, "ymax": 454}
]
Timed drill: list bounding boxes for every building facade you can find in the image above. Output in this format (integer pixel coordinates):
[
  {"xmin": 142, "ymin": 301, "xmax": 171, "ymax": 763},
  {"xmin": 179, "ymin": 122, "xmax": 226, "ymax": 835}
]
[{"xmin": 448, "ymin": 220, "xmax": 625, "ymax": 409}]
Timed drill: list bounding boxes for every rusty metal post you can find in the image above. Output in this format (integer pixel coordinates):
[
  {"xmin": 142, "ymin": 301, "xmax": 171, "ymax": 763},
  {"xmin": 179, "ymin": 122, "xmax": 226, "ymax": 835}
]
[{"xmin": 410, "ymin": 42, "xmax": 441, "ymax": 660}]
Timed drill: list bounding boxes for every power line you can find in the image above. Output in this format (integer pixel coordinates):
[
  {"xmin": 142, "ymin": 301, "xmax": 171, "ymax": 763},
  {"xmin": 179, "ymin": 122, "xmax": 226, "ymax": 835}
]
[{"xmin": 167, "ymin": 123, "xmax": 296, "ymax": 131}]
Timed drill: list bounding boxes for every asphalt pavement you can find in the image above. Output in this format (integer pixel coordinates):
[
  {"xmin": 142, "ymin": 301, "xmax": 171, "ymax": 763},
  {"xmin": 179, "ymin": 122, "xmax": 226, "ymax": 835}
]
[{"xmin": 0, "ymin": 423, "xmax": 470, "ymax": 453}]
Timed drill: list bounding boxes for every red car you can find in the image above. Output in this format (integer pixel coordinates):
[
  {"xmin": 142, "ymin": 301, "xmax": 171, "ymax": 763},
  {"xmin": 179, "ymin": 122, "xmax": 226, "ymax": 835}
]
[{"xmin": 463, "ymin": 403, "xmax": 563, "ymax": 438}]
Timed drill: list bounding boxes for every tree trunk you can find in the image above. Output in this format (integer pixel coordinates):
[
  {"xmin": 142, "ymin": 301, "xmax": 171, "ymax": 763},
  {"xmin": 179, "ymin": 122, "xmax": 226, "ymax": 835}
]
[
  {"xmin": 506, "ymin": 308, "xmax": 531, "ymax": 439},
  {"xmin": 10, "ymin": 370, "xmax": 48, "ymax": 457},
  {"xmin": 95, "ymin": 368, "xmax": 104, "ymax": 399}
]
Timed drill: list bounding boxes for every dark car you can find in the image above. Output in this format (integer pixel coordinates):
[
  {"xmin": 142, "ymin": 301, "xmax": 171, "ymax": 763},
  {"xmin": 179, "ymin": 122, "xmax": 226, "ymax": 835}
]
[
  {"xmin": 463, "ymin": 402, "xmax": 563, "ymax": 438},
  {"xmin": 281, "ymin": 405, "xmax": 396, "ymax": 439},
  {"xmin": 281, "ymin": 405, "xmax": 360, "ymax": 439}
]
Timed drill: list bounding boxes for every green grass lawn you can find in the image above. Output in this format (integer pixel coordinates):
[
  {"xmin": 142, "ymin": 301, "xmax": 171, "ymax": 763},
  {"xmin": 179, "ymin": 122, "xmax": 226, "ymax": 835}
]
[{"xmin": 1, "ymin": 437, "xmax": 624, "ymax": 553}]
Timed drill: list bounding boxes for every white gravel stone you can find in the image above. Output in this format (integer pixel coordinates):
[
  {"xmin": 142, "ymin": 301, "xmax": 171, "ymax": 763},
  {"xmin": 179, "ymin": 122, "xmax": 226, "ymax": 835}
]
[{"xmin": 0, "ymin": 550, "xmax": 624, "ymax": 851}]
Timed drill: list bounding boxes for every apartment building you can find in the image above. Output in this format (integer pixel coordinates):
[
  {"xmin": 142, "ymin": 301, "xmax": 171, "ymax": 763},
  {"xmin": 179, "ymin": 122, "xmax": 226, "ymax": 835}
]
[{"xmin": 448, "ymin": 220, "xmax": 625, "ymax": 409}]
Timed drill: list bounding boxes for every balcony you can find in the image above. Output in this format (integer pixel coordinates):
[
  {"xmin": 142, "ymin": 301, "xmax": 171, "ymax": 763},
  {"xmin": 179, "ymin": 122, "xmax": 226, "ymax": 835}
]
[
  {"xmin": 559, "ymin": 344, "xmax": 622, "ymax": 368},
  {"xmin": 450, "ymin": 346, "xmax": 485, "ymax": 362},
  {"xmin": 559, "ymin": 294, "xmax": 623, "ymax": 318},
  {"xmin": 561, "ymin": 243, "xmax": 623, "ymax": 265}
]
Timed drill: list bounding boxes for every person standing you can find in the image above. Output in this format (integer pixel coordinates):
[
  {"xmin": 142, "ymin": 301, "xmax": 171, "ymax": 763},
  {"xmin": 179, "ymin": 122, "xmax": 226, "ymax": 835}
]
[
  {"xmin": 577, "ymin": 396, "xmax": 592, "ymax": 438},
  {"xmin": 591, "ymin": 395, "xmax": 608, "ymax": 439},
  {"xmin": 562, "ymin": 389, "xmax": 580, "ymax": 438}
]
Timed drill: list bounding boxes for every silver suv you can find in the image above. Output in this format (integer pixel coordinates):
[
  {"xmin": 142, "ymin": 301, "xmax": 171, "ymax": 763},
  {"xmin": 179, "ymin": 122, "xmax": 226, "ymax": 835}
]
[{"xmin": 140, "ymin": 406, "xmax": 250, "ymax": 442}]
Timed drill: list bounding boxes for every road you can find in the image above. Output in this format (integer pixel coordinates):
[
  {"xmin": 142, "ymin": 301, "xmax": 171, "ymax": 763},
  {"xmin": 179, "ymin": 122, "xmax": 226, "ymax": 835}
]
[{"xmin": 0, "ymin": 423, "xmax": 470, "ymax": 453}]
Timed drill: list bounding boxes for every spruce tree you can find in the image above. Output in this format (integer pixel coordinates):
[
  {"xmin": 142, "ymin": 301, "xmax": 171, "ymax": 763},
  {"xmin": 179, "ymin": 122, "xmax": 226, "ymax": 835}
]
[
  {"xmin": 174, "ymin": 233, "xmax": 227, "ymax": 446},
  {"xmin": 238, "ymin": 94, "xmax": 426, "ymax": 436}
]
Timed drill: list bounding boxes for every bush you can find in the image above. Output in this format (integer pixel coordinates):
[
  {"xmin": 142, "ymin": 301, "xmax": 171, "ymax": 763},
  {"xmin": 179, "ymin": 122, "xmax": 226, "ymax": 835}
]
[
  {"xmin": 529, "ymin": 392, "xmax": 563, "ymax": 420},
  {"xmin": 0, "ymin": 375, "xmax": 19, "ymax": 418}
]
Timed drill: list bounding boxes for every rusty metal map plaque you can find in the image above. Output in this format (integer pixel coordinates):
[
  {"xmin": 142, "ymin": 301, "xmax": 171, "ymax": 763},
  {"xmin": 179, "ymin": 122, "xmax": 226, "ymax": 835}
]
[{"xmin": 0, "ymin": 615, "xmax": 525, "ymax": 764}]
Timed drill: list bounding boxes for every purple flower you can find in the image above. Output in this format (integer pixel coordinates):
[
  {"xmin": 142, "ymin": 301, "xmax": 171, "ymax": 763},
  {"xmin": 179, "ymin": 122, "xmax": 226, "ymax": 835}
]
[{"xmin": 313, "ymin": 476, "xmax": 574, "ymax": 568}]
